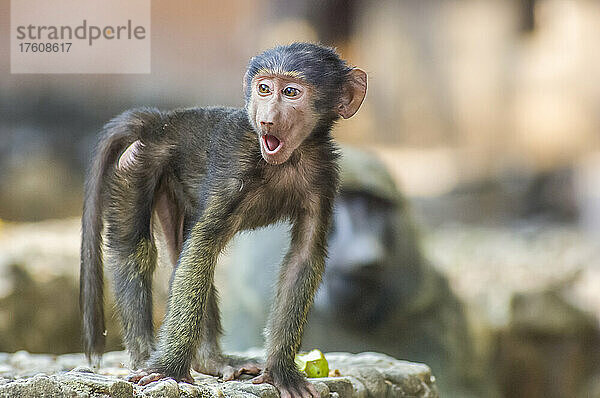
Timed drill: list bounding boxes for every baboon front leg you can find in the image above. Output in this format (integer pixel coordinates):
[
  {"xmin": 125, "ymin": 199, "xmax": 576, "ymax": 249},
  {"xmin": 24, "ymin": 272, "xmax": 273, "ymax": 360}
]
[{"xmin": 252, "ymin": 209, "xmax": 328, "ymax": 398}]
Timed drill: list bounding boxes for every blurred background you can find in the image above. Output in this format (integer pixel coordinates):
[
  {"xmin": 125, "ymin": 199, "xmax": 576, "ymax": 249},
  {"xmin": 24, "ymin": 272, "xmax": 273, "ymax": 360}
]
[{"xmin": 1, "ymin": 0, "xmax": 600, "ymax": 397}]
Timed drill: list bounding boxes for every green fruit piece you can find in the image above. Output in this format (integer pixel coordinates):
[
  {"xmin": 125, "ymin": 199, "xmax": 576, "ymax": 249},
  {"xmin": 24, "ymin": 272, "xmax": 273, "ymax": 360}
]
[{"xmin": 295, "ymin": 349, "xmax": 329, "ymax": 378}]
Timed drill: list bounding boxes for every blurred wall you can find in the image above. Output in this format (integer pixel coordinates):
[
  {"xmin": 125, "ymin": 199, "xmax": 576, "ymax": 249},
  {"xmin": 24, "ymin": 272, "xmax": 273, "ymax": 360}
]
[{"xmin": 0, "ymin": 0, "xmax": 599, "ymax": 221}]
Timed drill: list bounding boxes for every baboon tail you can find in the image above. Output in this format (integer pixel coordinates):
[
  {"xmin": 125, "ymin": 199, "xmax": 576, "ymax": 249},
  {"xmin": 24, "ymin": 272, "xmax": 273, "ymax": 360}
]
[{"xmin": 79, "ymin": 108, "xmax": 162, "ymax": 365}]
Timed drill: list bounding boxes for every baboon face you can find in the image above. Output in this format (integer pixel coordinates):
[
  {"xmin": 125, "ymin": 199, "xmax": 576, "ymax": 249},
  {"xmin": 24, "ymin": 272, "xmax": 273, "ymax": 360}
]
[
  {"xmin": 247, "ymin": 74, "xmax": 317, "ymax": 165},
  {"xmin": 316, "ymin": 193, "xmax": 392, "ymax": 320},
  {"xmin": 244, "ymin": 43, "xmax": 367, "ymax": 166}
]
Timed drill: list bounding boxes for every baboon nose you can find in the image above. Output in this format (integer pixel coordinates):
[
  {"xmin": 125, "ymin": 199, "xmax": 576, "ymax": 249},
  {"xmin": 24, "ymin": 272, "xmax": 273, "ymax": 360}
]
[{"xmin": 260, "ymin": 121, "xmax": 274, "ymax": 132}]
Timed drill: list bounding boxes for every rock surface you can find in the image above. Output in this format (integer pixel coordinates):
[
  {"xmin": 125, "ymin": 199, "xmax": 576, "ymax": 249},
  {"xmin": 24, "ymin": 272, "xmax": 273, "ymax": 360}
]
[{"xmin": 0, "ymin": 350, "xmax": 438, "ymax": 398}]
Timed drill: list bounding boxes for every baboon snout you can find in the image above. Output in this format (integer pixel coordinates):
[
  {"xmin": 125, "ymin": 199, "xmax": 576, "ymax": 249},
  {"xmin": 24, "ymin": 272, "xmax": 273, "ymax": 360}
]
[{"xmin": 259, "ymin": 120, "xmax": 274, "ymax": 133}]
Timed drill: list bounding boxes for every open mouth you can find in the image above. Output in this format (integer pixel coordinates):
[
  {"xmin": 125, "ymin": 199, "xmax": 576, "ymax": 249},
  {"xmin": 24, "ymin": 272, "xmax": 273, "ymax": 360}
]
[{"xmin": 262, "ymin": 134, "xmax": 282, "ymax": 154}]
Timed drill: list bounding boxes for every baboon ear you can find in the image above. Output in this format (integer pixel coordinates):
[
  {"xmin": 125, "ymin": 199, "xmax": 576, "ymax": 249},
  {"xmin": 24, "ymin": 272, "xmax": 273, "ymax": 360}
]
[{"xmin": 337, "ymin": 68, "xmax": 367, "ymax": 119}]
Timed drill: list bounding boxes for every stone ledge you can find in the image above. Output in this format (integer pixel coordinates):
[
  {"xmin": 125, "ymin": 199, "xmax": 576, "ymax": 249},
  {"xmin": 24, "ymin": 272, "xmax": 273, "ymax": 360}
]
[{"xmin": 0, "ymin": 351, "xmax": 438, "ymax": 397}]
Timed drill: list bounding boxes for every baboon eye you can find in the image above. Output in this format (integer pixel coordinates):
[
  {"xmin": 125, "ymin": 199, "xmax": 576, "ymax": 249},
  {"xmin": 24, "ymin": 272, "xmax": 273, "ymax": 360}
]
[
  {"xmin": 283, "ymin": 87, "xmax": 300, "ymax": 97},
  {"xmin": 258, "ymin": 84, "xmax": 270, "ymax": 94}
]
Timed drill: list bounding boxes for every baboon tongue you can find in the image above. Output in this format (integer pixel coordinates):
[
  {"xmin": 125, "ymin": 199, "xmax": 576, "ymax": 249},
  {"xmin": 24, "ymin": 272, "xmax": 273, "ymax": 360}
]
[{"xmin": 265, "ymin": 135, "xmax": 280, "ymax": 151}]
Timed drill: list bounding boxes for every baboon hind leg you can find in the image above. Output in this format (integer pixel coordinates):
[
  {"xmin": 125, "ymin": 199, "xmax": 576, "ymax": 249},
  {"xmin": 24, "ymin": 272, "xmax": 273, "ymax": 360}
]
[
  {"xmin": 192, "ymin": 283, "xmax": 224, "ymax": 373},
  {"xmin": 192, "ymin": 284, "xmax": 262, "ymax": 380},
  {"xmin": 105, "ymin": 167, "xmax": 159, "ymax": 369},
  {"xmin": 154, "ymin": 188, "xmax": 184, "ymax": 267}
]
